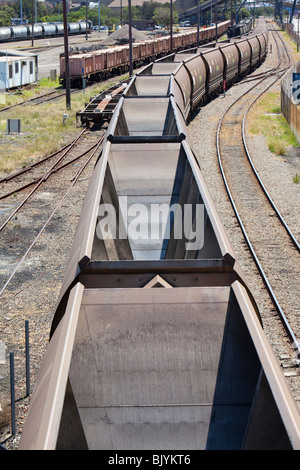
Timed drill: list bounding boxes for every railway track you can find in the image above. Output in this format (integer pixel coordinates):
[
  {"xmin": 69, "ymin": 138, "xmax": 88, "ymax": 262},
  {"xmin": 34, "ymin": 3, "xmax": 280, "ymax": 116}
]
[
  {"xmin": 0, "ymin": 136, "xmax": 83, "ymax": 184},
  {"xmin": 216, "ymin": 26, "xmax": 300, "ymax": 357},
  {"xmin": 0, "ymin": 73, "xmax": 131, "ymax": 299},
  {"xmin": 0, "ymin": 130, "xmax": 100, "ymax": 204},
  {"xmin": 0, "ymin": 126, "xmax": 105, "ymax": 295},
  {"xmin": 0, "ymin": 87, "xmax": 78, "ymax": 112},
  {"xmin": 0, "ymin": 122, "xmax": 107, "ymax": 450}
]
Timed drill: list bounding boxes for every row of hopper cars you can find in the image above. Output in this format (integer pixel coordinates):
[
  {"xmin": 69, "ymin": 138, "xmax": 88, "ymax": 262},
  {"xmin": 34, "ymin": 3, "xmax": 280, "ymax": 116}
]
[
  {"xmin": 154, "ymin": 25, "xmax": 269, "ymax": 115},
  {"xmin": 77, "ymin": 21, "xmax": 269, "ymax": 125},
  {"xmin": 0, "ymin": 21, "xmax": 92, "ymax": 43},
  {"xmin": 19, "ymin": 17, "xmax": 300, "ymax": 450},
  {"xmin": 59, "ymin": 20, "xmax": 231, "ymax": 87}
]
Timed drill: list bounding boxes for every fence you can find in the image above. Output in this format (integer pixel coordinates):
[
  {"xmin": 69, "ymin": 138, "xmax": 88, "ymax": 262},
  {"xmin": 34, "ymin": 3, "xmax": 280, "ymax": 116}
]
[
  {"xmin": 281, "ymin": 62, "xmax": 300, "ymax": 143},
  {"xmin": 0, "ymin": 321, "xmax": 31, "ymax": 449},
  {"xmin": 277, "ymin": 19, "xmax": 300, "ymax": 50},
  {"xmin": 278, "ymin": 20, "xmax": 296, "ymax": 43}
]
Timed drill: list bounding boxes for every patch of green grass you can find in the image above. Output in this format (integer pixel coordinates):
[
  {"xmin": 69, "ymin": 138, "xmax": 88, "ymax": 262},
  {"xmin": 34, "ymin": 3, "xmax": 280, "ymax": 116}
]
[
  {"xmin": 269, "ymin": 105, "xmax": 281, "ymax": 114},
  {"xmin": 38, "ymin": 77, "xmax": 60, "ymax": 89},
  {"xmin": 293, "ymin": 173, "xmax": 300, "ymax": 184}
]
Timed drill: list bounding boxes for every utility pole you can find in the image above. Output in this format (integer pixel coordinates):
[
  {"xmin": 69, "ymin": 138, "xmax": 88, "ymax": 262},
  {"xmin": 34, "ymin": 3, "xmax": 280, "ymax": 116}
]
[
  {"xmin": 63, "ymin": 0, "xmax": 71, "ymax": 109},
  {"xmin": 31, "ymin": 0, "xmax": 34, "ymax": 47},
  {"xmin": 128, "ymin": 0, "xmax": 133, "ymax": 76},
  {"xmin": 98, "ymin": 0, "xmax": 100, "ymax": 31},
  {"xmin": 170, "ymin": 0, "xmax": 173, "ymax": 53},
  {"xmin": 86, "ymin": 0, "xmax": 88, "ymax": 40},
  {"xmin": 297, "ymin": 13, "xmax": 299, "ymax": 52},
  {"xmin": 289, "ymin": 0, "xmax": 297, "ymax": 23},
  {"xmin": 197, "ymin": 0, "xmax": 200, "ymax": 48},
  {"xmin": 215, "ymin": 2, "xmax": 218, "ymax": 43}
]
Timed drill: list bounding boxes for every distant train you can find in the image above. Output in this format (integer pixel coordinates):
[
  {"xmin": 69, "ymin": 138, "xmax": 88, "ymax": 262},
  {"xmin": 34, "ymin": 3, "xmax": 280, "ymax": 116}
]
[
  {"xmin": 0, "ymin": 20, "xmax": 92, "ymax": 43},
  {"xmin": 227, "ymin": 18, "xmax": 253, "ymax": 38}
]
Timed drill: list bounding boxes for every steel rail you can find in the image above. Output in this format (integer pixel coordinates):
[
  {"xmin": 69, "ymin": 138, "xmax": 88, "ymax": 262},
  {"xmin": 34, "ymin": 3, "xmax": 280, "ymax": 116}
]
[
  {"xmin": 0, "ymin": 136, "xmax": 81, "ymax": 184},
  {"xmin": 216, "ymin": 26, "xmax": 300, "ymax": 357},
  {"xmin": 236, "ymin": 66, "xmax": 290, "ymax": 85},
  {"xmin": 0, "ymin": 89, "xmax": 61, "ymax": 113},
  {"xmin": 241, "ymin": 36, "xmax": 299, "ymax": 252},
  {"xmin": 0, "ymin": 129, "xmax": 86, "ymax": 231},
  {"xmin": 0, "ymin": 135, "xmax": 105, "ymax": 298},
  {"xmin": 0, "ymin": 141, "xmax": 99, "ymax": 200},
  {"xmin": 0, "ymin": 87, "xmax": 79, "ymax": 113}
]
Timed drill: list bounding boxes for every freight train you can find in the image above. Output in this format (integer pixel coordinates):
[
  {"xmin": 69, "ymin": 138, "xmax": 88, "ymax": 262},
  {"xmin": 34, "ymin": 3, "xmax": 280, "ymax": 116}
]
[
  {"xmin": 59, "ymin": 20, "xmax": 231, "ymax": 87},
  {"xmin": 227, "ymin": 17, "xmax": 254, "ymax": 38},
  {"xmin": 146, "ymin": 25, "xmax": 268, "ymax": 116},
  {"xmin": 19, "ymin": 17, "xmax": 300, "ymax": 450},
  {"xmin": 0, "ymin": 21, "xmax": 92, "ymax": 43},
  {"xmin": 77, "ymin": 19, "xmax": 268, "ymax": 125}
]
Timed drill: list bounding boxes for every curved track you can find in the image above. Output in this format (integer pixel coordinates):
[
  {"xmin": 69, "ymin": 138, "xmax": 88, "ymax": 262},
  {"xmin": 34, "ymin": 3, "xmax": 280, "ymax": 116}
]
[{"xmin": 216, "ymin": 26, "xmax": 300, "ymax": 356}]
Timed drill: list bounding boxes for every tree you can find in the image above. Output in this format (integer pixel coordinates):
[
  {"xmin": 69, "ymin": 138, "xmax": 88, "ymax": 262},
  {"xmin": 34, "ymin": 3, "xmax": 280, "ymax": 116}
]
[
  {"xmin": 1, "ymin": 0, "xmax": 53, "ymax": 23},
  {"xmin": 239, "ymin": 8, "xmax": 251, "ymax": 19},
  {"xmin": 153, "ymin": 5, "xmax": 178, "ymax": 28},
  {"xmin": 140, "ymin": 1, "xmax": 164, "ymax": 19},
  {"xmin": 118, "ymin": 6, "xmax": 141, "ymax": 22},
  {"xmin": 0, "ymin": 5, "xmax": 15, "ymax": 26}
]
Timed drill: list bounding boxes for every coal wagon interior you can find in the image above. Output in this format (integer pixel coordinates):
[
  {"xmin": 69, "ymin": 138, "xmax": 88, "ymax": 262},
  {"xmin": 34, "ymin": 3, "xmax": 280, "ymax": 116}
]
[{"xmin": 52, "ymin": 281, "xmax": 291, "ymax": 450}]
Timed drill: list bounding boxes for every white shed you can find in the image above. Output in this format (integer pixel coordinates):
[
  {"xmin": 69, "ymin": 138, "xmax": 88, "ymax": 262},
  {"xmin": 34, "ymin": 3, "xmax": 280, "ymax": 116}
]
[{"xmin": 0, "ymin": 52, "xmax": 37, "ymax": 90}]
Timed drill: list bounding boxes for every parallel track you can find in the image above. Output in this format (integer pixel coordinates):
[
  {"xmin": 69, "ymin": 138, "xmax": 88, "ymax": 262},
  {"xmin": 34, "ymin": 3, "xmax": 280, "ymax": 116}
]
[
  {"xmin": 216, "ymin": 25, "xmax": 300, "ymax": 356},
  {"xmin": 0, "ymin": 128, "xmax": 105, "ymax": 295},
  {"xmin": 0, "ymin": 135, "xmax": 104, "ymax": 297},
  {"xmin": 0, "ymin": 131, "xmax": 101, "ymax": 203},
  {"xmin": 0, "ymin": 87, "xmax": 78, "ymax": 112}
]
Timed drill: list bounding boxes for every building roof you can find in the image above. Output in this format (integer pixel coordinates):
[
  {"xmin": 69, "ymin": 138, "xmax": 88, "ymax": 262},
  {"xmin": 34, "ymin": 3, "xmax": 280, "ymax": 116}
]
[
  {"xmin": 0, "ymin": 49, "xmax": 37, "ymax": 58},
  {"xmin": 0, "ymin": 56, "xmax": 28, "ymax": 62}
]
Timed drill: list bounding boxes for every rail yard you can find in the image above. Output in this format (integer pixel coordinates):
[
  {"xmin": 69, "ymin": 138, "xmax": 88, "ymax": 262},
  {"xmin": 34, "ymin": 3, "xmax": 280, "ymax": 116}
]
[{"xmin": 0, "ymin": 14, "xmax": 299, "ymax": 451}]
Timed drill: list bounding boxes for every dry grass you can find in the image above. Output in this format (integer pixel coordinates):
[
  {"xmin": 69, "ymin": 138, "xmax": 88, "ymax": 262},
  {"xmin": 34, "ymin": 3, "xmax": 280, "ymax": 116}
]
[
  {"xmin": 0, "ymin": 76, "xmax": 128, "ymax": 175},
  {"xmin": 247, "ymin": 91, "xmax": 299, "ymax": 156}
]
